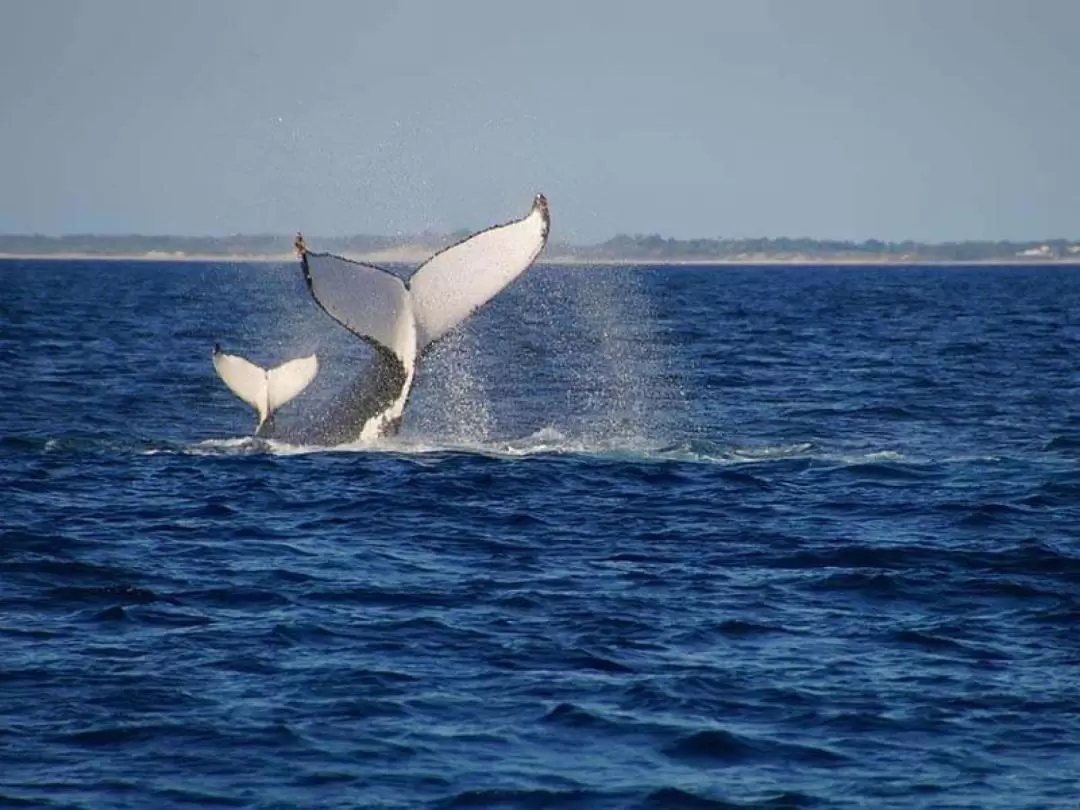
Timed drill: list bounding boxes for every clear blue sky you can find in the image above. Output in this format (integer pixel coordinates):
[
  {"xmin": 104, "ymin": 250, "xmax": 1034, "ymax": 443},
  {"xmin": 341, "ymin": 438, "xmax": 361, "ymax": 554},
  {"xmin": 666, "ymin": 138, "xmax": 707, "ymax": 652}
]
[{"xmin": 2, "ymin": 0, "xmax": 1078, "ymax": 243}]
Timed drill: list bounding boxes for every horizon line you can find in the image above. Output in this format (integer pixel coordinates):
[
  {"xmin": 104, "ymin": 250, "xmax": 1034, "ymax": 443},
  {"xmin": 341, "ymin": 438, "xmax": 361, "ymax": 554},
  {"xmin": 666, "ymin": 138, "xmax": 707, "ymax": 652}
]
[{"xmin": 2, "ymin": 232, "xmax": 1079, "ymax": 247}]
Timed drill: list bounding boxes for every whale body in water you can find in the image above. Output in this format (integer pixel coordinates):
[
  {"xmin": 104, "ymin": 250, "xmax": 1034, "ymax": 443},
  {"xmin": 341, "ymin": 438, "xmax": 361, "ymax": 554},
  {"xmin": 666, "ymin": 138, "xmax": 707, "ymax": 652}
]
[{"xmin": 213, "ymin": 193, "xmax": 550, "ymax": 444}]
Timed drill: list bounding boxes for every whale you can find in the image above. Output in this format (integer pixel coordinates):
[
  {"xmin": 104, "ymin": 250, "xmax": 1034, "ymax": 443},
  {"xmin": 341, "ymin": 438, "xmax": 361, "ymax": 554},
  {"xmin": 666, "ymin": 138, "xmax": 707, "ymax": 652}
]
[
  {"xmin": 212, "ymin": 193, "xmax": 549, "ymax": 445},
  {"xmin": 211, "ymin": 344, "xmax": 319, "ymax": 436}
]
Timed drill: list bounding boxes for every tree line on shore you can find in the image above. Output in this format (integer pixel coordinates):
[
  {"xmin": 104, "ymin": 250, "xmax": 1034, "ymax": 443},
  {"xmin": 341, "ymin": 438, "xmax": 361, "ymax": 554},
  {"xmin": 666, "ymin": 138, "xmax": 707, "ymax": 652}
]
[{"xmin": 1, "ymin": 232, "xmax": 1076, "ymax": 261}]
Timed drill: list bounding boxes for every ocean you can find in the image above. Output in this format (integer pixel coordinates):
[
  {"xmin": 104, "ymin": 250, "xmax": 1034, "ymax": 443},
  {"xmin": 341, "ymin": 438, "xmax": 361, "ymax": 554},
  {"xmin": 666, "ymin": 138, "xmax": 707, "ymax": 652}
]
[{"xmin": 1, "ymin": 258, "xmax": 1079, "ymax": 809}]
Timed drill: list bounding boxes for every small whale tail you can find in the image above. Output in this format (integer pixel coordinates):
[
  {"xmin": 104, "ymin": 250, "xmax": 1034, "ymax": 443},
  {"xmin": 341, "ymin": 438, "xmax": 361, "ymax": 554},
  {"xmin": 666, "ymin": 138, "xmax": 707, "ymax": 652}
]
[{"xmin": 212, "ymin": 343, "xmax": 319, "ymax": 434}]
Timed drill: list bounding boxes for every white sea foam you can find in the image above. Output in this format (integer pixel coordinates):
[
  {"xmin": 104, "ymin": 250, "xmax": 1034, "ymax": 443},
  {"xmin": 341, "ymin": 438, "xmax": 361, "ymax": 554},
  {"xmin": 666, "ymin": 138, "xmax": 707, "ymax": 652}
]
[{"xmin": 164, "ymin": 430, "xmax": 915, "ymax": 469}]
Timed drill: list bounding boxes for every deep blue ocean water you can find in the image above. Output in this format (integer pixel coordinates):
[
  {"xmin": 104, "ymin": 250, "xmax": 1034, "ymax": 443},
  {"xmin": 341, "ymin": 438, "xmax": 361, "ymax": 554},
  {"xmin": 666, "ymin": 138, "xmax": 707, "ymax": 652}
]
[{"xmin": 2, "ymin": 258, "xmax": 1080, "ymax": 809}]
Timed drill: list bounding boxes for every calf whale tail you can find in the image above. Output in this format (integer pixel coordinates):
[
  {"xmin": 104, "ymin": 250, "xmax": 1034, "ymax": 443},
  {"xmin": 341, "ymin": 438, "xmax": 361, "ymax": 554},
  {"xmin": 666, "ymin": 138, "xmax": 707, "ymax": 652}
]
[
  {"xmin": 298, "ymin": 193, "xmax": 550, "ymax": 442},
  {"xmin": 212, "ymin": 344, "xmax": 319, "ymax": 435}
]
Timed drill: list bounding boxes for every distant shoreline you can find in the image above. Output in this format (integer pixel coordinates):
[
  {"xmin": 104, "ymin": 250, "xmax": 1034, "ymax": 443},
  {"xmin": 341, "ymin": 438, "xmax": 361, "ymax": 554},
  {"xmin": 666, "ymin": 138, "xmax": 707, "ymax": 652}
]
[{"xmin": 2, "ymin": 252, "xmax": 1080, "ymax": 267}]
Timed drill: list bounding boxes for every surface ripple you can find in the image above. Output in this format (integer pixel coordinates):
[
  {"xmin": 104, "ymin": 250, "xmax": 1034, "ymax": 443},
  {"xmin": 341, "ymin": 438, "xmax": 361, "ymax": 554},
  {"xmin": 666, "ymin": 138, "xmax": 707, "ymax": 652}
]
[{"xmin": 2, "ymin": 260, "xmax": 1080, "ymax": 808}]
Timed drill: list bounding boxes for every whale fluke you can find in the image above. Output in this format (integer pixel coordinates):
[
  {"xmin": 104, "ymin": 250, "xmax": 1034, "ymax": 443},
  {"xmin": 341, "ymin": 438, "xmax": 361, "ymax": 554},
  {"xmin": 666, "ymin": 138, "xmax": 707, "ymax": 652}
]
[
  {"xmin": 297, "ymin": 256, "xmax": 418, "ymax": 442},
  {"xmin": 295, "ymin": 193, "xmax": 549, "ymax": 443},
  {"xmin": 212, "ymin": 344, "xmax": 319, "ymax": 434},
  {"xmin": 409, "ymin": 192, "xmax": 550, "ymax": 349}
]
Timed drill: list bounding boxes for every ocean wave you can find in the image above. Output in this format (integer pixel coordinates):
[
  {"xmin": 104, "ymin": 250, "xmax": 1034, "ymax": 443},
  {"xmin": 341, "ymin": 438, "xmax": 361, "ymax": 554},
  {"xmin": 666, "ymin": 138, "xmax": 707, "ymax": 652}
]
[{"xmin": 7, "ymin": 261, "xmax": 1080, "ymax": 808}]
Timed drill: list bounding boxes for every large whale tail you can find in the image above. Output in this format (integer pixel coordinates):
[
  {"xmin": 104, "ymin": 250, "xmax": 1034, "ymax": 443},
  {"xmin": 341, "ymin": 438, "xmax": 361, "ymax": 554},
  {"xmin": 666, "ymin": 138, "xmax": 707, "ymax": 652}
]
[
  {"xmin": 407, "ymin": 192, "xmax": 550, "ymax": 349},
  {"xmin": 212, "ymin": 344, "xmax": 319, "ymax": 435},
  {"xmin": 297, "ymin": 192, "xmax": 550, "ymax": 442}
]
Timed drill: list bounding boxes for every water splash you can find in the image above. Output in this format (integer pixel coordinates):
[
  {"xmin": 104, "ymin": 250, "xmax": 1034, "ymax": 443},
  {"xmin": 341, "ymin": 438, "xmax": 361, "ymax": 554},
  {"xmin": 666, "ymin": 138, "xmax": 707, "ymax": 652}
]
[
  {"xmin": 408, "ymin": 328, "xmax": 494, "ymax": 444},
  {"xmin": 505, "ymin": 267, "xmax": 688, "ymax": 445}
]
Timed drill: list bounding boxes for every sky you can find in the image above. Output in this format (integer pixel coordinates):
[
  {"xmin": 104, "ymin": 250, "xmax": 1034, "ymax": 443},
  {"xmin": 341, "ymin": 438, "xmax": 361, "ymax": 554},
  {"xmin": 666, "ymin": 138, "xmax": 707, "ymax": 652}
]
[{"xmin": 1, "ymin": 0, "xmax": 1078, "ymax": 243}]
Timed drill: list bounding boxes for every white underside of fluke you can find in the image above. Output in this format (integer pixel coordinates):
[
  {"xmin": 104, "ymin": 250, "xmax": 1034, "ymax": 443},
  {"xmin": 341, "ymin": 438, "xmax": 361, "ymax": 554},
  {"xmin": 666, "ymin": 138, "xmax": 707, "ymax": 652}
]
[
  {"xmin": 301, "ymin": 194, "xmax": 550, "ymax": 442},
  {"xmin": 212, "ymin": 350, "xmax": 319, "ymax": 432},
  {"xmin": 409, "ymin": 200, "xmax": 550, "ymax": 348}
]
